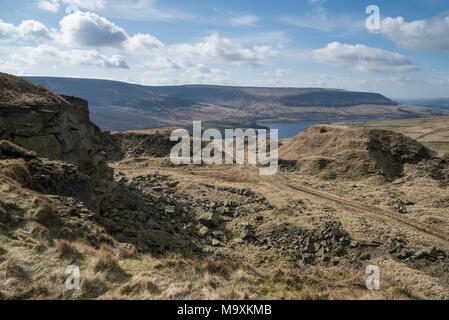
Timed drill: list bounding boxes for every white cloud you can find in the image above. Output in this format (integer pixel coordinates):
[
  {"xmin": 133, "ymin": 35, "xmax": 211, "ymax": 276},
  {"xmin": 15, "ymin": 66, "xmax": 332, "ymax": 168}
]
[
  {"xmin": 263, "ymin": 68, "xmax": 290, "ymax": 77},
  {"xmin": 260, "ymin": 68, "xmax": 291, "ymax": 86},
  {"xmin": 279, "ymin": 13, "xmax": 361, "ymax": 33},
  {"xmin": 312, "ymin": 42, "xmax": 418, "ymax": 73},
  {"xmin": 37, "ymin": 0, "xmax": 60, "ymax": 12},
  {"xmin": 0, "ymin": 19, "xmax": 52, "ymax": 42},
  {"xmin": 58, "ymin": 11, "xmax": 164, "ymax": 52},
  {"xmin": 1, "ymin": 10, "xmax": 280, "ymax": 84},
  {"xmin": 179, "ymin": 64, "xmax": 230, "ymax": 84},
  {"xmin": 26, "ymin": 44, "xmax": 128, "ymax": 68},
  {"xmin": 59, "ymin": 11, "xmax": 128, "ymax": 47},
  {"xmin": 140, "ymin": 62, "xmax": 231, "ymax": 85},
  {"xmin": 37, "ymin": 0, "xmax": 106, "ymax": 12},
  {"xmin": 171, "ymin": 33, "xmax": 278, "ymax": 67},
  {"xmin": 62, "ymin": 0, "xmax": 106, "ymax": 11},
  {"xmin": 379, "ymin": 15, "xmax": 449, "ymax": 51},
  {"xmin": 229, "ymin": 15, "xmax": 259, "ymax": 27},
  {"xmin": 18, "ymin": 20, "xmax": 52, "ymax": 41},
  {"xmin": 280, "ymin": 0, "xmax": 362, "ymax": 34},
  {"xmin": 102, "ymin": 0, "xmax": 193, "ymax": 22},
  {"xmin": 125, "ymin": 33, "xmax": 163, "ymax": 51},
  {"xmin": 143, "ymin": 56, "xmax": 183, "ymax": 70},
  {"xmin": 0, "ymin": 20, "xmax": 19, "ymax": 41},
  {"xmin": 389, "ymin": 75, "xmax": 426, "ymax": 86}
]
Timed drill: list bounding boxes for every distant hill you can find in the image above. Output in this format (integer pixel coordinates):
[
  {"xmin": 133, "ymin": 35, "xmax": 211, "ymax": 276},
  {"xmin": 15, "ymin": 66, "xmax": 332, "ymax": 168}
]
[
  {"xmin": 25, "ymin": 76, "xmax": 441, "ymax": 131},
  {"xmin": 396, "ymin": 98, "xmax": 449, "ymax": 111}
]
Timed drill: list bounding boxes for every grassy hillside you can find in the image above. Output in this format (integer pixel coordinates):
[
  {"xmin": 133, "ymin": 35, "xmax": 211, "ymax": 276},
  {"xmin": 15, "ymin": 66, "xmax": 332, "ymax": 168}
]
[
  {"xmin": 340, "ymin": 116, "xmax": 449, "ymax": 155},
  {"xmin": 24, "ymin": 76, "xmax": 442, "ymax": 132}
]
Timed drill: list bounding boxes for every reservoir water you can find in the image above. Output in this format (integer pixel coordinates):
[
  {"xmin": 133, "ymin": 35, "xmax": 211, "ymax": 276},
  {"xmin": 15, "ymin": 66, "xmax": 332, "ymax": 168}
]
[{"xmin": 261, "ymin": 119, "xmax": 378, "ymax": 139}]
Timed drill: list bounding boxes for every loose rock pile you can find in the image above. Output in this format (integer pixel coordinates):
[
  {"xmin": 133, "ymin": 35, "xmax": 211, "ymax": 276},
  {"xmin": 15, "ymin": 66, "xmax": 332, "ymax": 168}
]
[{"xmin": 259, "ymin": 221, "xmax": 353, "ymax": 266}]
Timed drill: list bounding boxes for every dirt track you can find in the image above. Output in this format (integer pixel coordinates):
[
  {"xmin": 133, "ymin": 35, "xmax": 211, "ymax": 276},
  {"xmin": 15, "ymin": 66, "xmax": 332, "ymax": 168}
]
[
  {"xmin": 276, "ymin": 177, "xmax": 449, "ymax": 242},
  {"xmin": 157, "ymin": 165, "xmax": 449, "ymax": 245}
]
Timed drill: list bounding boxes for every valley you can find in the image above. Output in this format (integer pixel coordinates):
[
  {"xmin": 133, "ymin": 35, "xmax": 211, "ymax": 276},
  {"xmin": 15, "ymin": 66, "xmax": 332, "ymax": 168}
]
[
  {"xmin": 1, "ymin": 73, "xmax": 448, "ymax": 300},
  {"xmin": 26, "ymin": 77, "xmax": 443, "ymax": 132}
]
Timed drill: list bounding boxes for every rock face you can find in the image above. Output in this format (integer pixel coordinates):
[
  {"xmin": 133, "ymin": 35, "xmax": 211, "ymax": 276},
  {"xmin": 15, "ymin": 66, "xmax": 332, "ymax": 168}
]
[
  {"xmin": 0, "ymin": 140, "xmax": 95, "ymax": 207},
  {"xmin": 105, "ymin": 128, "xmax": 181, "ymax": 161},
  {"xmin": 0, "ymin": 73, "xmax": 112, "ymax": 210},
  {"xmin": 0, "ymin": 73, "xmax": 199, "ymax": 255}
]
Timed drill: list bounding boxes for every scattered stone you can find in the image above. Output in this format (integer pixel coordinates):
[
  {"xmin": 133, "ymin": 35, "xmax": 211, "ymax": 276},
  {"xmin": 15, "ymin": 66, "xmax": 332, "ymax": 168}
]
[
  {"xmin": 198, "ymin": 212, "xmax": 221, "ymax": 227},
  {"xmin": 395, "ymin": 202, "xmax": 408, "ymax": 214},
  {"xmin": 198, "ymin": 226, "xmax": 209, "ymax": 237},
  {"xmin": 164, "ymin": 206, "xmax": 176, "ymax": 214},
  {"xmin": 360, "ymin": 253, "xmax": 371, "ymax": 261},
  {"xmin": 302, "ymin": 253, "xmax": 314, "ymax": 264}
]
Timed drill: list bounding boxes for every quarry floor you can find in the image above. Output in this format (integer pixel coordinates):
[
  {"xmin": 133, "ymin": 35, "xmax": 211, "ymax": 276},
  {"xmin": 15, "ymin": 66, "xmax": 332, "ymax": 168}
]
[{"xmin": 111, "ymin": 157, "xmax": 449, "ymax": 300}]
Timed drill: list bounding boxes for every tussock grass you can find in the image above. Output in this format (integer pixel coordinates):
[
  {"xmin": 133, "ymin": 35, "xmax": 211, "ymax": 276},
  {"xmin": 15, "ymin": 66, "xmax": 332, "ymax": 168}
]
[
  {"xmin": 33, "ymin": 239, "xmax": 48, "ymax": 253},
  {"xmin": 56, "ymin": 240, "xmax": 81, "ymax": 260},
  {"xmin": 0, "ymin": 204, "xmax": 7, "ymax": 223},
  {"xmin": 204, "ymin": 287, "xmax": 249, "ymax": 300},
  {"xmin": 118, "ymin": 245, "xmax": 139, "ymax": 259},
  {"xmin": 200, "ymin": 257, "xmax": 241, "ymax": 278},
  {"xmin": 32, "ymin": 197, "xmax": 57, "ymax": 226},
  {"xmin": 94, "ymin": 247, "xmax": 123, "ymax": 274},
  {"xmin": 119, "ymin": 274, "xmax": 160, "ymax": 296},
  {"xmin": 28, "ymin": 222, "xmax": 50, "ymax": 240},
  {"xmin": 3, "ymin": 256, "xmax": 28, "ymax": 280},
  {"xmin": 79, "ymin": 273, "xmax": 108, "ymax": 299},
  {"xmin": 0, "ymin": 159, "xmax": 32, "ymax": 186}
]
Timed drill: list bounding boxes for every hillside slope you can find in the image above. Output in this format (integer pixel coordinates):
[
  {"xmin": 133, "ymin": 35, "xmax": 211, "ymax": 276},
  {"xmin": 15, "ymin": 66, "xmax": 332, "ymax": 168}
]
[
  {"xmin": 279, "ymin": 125, "xmax": 448, "ymax": 181},
  {"xmin": 25, "ymin": 76, "xmax": 441, "ymax": 131},
  {"xmin": 341, "ymin": 116, "xmax": 449, "ymax": 156},
  {"xmin": 1, "ymin": 72, "xmax": 449, "ymax": 300}
]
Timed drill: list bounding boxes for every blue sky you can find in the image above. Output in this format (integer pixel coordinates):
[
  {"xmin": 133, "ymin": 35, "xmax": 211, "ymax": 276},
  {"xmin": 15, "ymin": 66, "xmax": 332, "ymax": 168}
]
[{"xmin": 0, "ymin": 0, "xmax": 448, "ymax": 98}]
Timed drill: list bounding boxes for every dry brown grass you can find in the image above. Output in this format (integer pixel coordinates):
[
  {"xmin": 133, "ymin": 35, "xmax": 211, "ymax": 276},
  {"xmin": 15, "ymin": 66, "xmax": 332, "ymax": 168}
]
[
  {"xmin": 0, "ymin": 140, "xmax": 36, "ymax": 159},
  {"xmin": 79, "ymin": 273, "xmax": 108, "ymax": 299},
  {"xmin": 201, "ymin": 257, "xmax": 241, "ymax": 278},
  {"xmin": 0, "ymin": 204, "xmax": 7, "ymax": 224},
  {"xmin": 3, "ymin": 257, "xmax": 28, "ymax": 280},
  {"xmin": 94, "ymin": 247, "xmax": 122, "ymax": 274},
  {"xmin": 119, "ymin": 274, "xmax": 160, "ymax": 296},
  {"xmin": 32, "ymin": 196, "xmax": 57, "ymax": 226},
  {"xmin": 118, "ymin": 245, "xmax": 139, "ymax": 259},
  {"xmin": 0, "ymin": 159, "xmax": 32, "ymax": 186},
  {"xmin": 28, "ymin": 222, "xmax": 50, "ymax": 240},
  {"xmin": 205, "ymin": 287, "xmax": 249, "ymax": 300},
  {"xmin": 33, "ymin": 239, "xmax": 48, "ymax": 253},
  {"xmin": 56, "ymin": 240, "xmax": 80, "ymax": 260},
  {"xmin": 161, "ymin": 283, "xmax": 194, "ymax": 299},
  {"xmin": 0, "ymin": 72, "xmax": 70, "ymax": 107},
  {"xmin": 386, "ymin": 285, "xmax": 423, "ymax": 300},
  {"xmin": 344, "ymin": 115, "xmax": 449, "ymax": 156}
]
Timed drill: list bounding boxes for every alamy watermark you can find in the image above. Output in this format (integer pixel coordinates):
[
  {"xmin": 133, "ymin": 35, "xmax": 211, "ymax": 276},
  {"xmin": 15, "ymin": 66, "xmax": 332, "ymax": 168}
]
[
  {"xmin": 366, "ymin": 5, "xmax": 380, "ymax": 30},
  {"xmin": 65, "ymin": 265, "xmax": 80, "ymax": 290},
  {"xmin": 170, "ymin": 121, "xmax": 279, "ymax": 175},
  {"xmin": 365, "ymin": 265, "xmax": 381, "ymax": 290}
]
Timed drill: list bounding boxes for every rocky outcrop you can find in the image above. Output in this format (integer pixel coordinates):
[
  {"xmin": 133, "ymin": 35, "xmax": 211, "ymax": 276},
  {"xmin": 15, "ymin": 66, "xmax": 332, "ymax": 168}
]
[
  {"xmin": 105, "ymin": 128, "xmax": 181, "ymax": 161},
  {"xmin": 0, "ymin": 73, "xmax": 199, "ymax": 254},
  {"xmin": 0, "ymin": 73, "xmax": 113, "ymax": 210}
]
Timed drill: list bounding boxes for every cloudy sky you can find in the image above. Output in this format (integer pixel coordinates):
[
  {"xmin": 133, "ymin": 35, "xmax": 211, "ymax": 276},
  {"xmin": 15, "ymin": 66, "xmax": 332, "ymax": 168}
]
[{"xmin": 0, "ymin": 0, "xmax": 448, "ymax": 98}]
